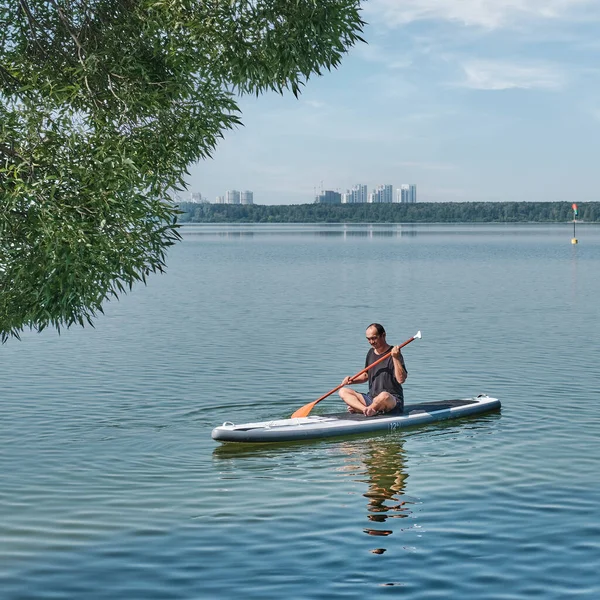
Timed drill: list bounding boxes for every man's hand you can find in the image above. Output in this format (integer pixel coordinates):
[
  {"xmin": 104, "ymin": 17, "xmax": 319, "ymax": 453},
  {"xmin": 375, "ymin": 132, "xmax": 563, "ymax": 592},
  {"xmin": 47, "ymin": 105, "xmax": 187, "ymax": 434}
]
[
  {"xmin": 391, "ymin": 346, "xmax": 403, "ymax": 359},
  {"xmin": 391, "ymin": 346, "xmax": 407, "ymax": 383},
  {"xmin": 341, "ymin": 376, "xmax": 354, "ymax": 386}
]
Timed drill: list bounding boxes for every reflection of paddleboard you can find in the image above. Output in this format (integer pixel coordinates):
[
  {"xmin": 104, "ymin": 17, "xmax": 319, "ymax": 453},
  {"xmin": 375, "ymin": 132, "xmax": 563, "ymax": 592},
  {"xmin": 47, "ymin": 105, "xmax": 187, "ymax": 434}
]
[{"xmin": 211, "ymin": 394, "xmax": 500, "ymax": 443}]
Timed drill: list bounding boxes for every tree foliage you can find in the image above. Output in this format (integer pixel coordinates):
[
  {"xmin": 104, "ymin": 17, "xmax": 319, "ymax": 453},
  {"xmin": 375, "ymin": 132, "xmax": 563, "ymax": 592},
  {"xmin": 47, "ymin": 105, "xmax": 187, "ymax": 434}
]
[
  {"xmin": 0, "ymin": 0, "xmax": 365, "ymax": 341},
  {"xmin": 177, "ymin": 201, "xmax": 600, "ymax": 224}
]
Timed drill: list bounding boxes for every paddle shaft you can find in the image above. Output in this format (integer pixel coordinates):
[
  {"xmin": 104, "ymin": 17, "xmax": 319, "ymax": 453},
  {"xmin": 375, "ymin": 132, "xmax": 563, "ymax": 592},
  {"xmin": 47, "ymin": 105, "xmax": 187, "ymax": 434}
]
[{"xmin": 291, "ymin": 332, "xmax": 420, "ymax": 418}]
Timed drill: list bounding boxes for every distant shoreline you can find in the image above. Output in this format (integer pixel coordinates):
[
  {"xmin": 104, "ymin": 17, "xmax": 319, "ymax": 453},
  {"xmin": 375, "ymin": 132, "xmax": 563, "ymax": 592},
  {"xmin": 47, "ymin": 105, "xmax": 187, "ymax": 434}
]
[{"xmin": 177, "ymin": 201, "xmax": 600, "ymax": 224}]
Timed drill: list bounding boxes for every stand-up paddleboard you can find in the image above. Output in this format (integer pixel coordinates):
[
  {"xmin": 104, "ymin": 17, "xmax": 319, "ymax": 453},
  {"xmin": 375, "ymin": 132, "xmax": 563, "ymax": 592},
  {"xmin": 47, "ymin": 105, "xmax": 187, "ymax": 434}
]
[{"xmin": 212, "ymin": 394, "xmax": 500, "ymax": 443}]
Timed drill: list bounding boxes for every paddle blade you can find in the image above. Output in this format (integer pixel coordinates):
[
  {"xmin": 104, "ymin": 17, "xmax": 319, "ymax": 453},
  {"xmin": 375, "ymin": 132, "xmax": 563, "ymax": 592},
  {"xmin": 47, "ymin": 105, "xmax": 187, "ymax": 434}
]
[{"xmin": 291, "ymin": 401, "xmax": 318, "ymax": 419}]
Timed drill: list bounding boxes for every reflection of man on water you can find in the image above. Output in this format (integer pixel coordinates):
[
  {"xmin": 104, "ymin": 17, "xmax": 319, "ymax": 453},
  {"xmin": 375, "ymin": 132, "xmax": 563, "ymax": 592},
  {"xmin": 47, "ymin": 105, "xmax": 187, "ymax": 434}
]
[
  {"xmin": 362, "ymin": 441, "xmax": 408, "ymax": 522},
  {"xmin": 360, "ymin": 439, "xmax": 409, "ymax": 537}
]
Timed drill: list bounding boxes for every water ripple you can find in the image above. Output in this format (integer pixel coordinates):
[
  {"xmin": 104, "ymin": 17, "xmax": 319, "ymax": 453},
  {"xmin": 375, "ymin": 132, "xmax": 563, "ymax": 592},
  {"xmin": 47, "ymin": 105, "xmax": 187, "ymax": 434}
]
[{"xmin": 2, "ymin": 224, "xmax": 600, "ymax": 599}]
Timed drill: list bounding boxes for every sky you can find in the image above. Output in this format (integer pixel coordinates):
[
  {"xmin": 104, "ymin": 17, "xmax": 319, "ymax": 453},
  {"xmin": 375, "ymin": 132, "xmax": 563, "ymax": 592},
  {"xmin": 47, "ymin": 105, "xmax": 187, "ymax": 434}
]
[{"xmin": 186, "ymin": 0, "xmax": 600, "ymax": 205}]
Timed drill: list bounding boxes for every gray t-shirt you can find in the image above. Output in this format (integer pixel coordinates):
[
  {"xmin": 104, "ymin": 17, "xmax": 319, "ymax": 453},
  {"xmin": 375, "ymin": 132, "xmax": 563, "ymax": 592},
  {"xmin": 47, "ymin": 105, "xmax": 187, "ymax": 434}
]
[{"xmin": 366, "ymin": 347, "xmax": 407, "ymax": 401}]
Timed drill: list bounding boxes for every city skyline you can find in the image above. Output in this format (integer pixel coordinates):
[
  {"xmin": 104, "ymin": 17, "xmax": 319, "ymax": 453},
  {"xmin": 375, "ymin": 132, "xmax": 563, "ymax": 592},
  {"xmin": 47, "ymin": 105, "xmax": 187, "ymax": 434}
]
[
  {"xmin": 186, "ymin": 1, "xmax": 600, "ymax": 205},
  {"xmin": 185, "ymin": 189, "xmax": 254, "ymax": 205},
  {"xmin": 185, "ymin": 183, "xmax": 416, "ymax": 205},
  {"xmin": 316, "ymin": 183, "xmax": 417, "ymax": 204}
]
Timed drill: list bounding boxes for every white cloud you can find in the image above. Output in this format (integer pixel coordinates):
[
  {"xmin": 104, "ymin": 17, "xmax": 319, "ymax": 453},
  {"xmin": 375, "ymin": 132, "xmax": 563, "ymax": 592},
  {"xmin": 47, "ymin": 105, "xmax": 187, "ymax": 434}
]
[
  {"xmin": 365, "ymin": 0, "xmax": 596, "ymax": 30},
  {"xmin": 353, "ymin": 43, "xmax": 413, "ymax": 69},
  {"xmin": 588, "ymin": 106, "xmax": 600, "ymax": 122},
  {"xmin": 460, "ymin": 59, "xmax": 565, "ymax": 90},
  {"xmin": 303, "ymin": 100, "xmax": 325, "ymax": 109}
]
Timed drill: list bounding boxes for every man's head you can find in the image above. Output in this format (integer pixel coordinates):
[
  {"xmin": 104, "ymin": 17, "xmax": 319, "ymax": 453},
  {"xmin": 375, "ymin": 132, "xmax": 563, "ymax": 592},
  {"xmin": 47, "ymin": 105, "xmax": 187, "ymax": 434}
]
[{"xmin": 366, "ymin": 323, "xmax": 386, "ymax": 349}]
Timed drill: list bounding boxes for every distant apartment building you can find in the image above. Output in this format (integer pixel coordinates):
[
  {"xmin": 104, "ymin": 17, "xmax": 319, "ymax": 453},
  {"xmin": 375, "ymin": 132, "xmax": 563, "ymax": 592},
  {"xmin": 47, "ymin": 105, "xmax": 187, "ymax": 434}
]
[
  {"xmin": 189, "ymin": 192, "xmax": 210, "ymax": 204},
  {"xmin": 226, "ymin": 190, "xmax": 241, "ymax": 204},
  {"xmin": 215, "ymin": 195, "xmax": 225, "ymax": 204},
  {"xmin": 397, "ymin": 184, "xmax": 417, "ymax": 203},
  {"xmin": 240, "ymin": 190, "xmax": 254, "ymax": 205},
  {"xmin": 409, "ymin": 184, "xmax": 417, "ymax": 203},
  {"xmin": 315, "ymin": 190, "xmax": 342, "ymax": 204},
  {"xmin": 342, "ymin": 184, "xmax": 368, "ymax": 204},
  {"xmin": 369, "ymin": 184, "xmax": 393, "ymax": 203}
]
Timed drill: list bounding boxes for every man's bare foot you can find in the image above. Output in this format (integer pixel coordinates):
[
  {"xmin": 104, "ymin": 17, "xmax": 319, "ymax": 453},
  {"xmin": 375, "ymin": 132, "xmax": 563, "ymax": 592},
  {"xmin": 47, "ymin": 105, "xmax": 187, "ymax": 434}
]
[
  {"xmin": 364, "ymin": 406, "xmax": 381, "ymax": 417},
  {"xmin": 347, "ymin": 406, "xmax": 363, "ymax": 414}
]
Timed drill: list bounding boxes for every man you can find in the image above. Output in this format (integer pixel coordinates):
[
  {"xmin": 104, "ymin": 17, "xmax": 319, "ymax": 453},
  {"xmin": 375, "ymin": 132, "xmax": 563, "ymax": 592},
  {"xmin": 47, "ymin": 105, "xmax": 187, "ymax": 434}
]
[{"xmin": 339, "ymin": 323, "xmax": 407, "ymax": 417}]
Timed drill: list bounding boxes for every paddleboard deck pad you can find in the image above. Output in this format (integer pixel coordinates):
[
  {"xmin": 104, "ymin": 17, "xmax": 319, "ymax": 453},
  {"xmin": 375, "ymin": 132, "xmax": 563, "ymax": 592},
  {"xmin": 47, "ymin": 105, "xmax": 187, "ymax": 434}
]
[{"xmin": 212, "ymin": 394, "xmax": 500, "ymax": 443}]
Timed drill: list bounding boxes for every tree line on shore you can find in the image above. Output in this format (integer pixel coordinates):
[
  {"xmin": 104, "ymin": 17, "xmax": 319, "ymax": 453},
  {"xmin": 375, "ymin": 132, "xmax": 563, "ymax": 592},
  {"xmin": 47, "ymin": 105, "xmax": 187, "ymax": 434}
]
[{"xmin": 178, "ymin": 202, "xmax": 600, "ymax": 223}]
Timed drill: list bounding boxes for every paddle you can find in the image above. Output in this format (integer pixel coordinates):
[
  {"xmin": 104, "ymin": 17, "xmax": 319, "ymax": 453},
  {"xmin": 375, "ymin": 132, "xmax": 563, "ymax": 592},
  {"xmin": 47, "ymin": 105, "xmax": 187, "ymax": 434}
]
[{"xmin": 291, "ymin": 331, "xmax": 422, "ymax": 418}]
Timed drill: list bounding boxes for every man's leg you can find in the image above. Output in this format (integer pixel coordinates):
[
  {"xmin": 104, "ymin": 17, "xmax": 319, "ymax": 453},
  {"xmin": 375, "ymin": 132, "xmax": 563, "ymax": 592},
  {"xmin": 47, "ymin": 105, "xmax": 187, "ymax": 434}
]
[
  {"xmin": 364, "ymin": 392, "xmax": 397, "ymax": 417},
  {"xmin": 339, "ymin": 387, "xmax": 368, "ymax": 413}
]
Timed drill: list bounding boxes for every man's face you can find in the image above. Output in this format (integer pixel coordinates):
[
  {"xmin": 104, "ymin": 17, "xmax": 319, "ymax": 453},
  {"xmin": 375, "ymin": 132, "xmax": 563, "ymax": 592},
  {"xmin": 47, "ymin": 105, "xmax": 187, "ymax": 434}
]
[{"xmin": 366, "ymin": 327, "xmax": 383, "ymax": 348}]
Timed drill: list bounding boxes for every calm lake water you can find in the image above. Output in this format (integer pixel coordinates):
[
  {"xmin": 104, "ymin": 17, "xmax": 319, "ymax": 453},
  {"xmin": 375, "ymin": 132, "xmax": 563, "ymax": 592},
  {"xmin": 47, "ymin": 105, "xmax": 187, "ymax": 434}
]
[{"xmin": 2, "ymin": 223, "xmax": 599, "ymax": 599}]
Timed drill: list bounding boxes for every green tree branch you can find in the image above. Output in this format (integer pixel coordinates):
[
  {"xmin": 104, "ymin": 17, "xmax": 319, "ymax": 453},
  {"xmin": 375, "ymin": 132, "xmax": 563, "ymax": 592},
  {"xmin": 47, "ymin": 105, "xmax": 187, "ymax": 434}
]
[{"xmin": 1, "ymin": 0, "xmax": 365, "ymax": 341}]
